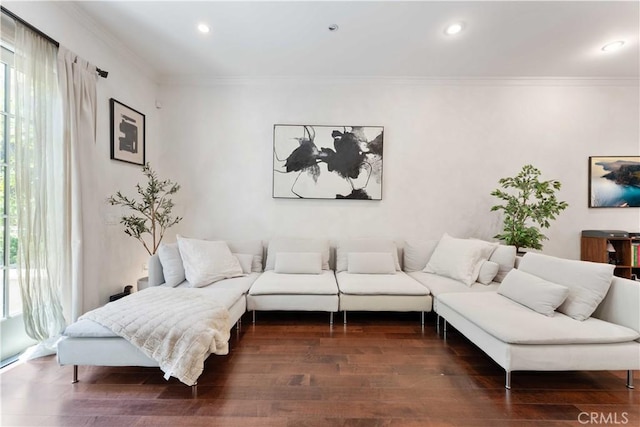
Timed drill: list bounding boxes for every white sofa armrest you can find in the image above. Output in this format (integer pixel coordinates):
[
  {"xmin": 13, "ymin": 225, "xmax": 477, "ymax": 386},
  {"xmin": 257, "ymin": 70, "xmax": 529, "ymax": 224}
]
[
  {"xmin": 148, "ymin": 254, "xmax": 165, "ymax": 287},
  {"xmin": 592, "ymin": 276, "xmax": 640, "ymax": 335}
]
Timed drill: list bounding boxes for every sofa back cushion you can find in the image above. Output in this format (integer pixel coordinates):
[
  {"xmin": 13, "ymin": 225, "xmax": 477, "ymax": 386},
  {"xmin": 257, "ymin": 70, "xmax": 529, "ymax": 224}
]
[
  {"xmin": 274, "ymin": 252, "xmax": 323, "ymax": 274},
  {"xmin": 403, "ymin": 239, "xmax": 439, "ymax": 272},
  {"xmin": 347, "ymin": 252, "xmax": 396, "ymax": 274},
  {"xmin": 265, "ymin": 238, "xmax": 330, "ymax": 271},
  {"xmin": 336, "ymin": 239, "xmax": 401, "ymax": 272},
  {"xmin": 157, "ymin": 243, "xmax": 186, "ymax": 287},
  {"xmin": 226, "ymin": 239, "xmax": 264, "ymax": 272},
  {"xmin": 488, "ymin": 244, "xmax": 517, "ymax": 282},
  {"xmin": 518, "ymin": 252, "xmax": 615, "ymax": 321}
]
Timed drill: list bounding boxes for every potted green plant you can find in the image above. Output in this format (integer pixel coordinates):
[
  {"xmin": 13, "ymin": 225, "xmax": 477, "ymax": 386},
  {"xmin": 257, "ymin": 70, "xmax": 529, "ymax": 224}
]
[
  {"xmin": 490, "ymin": 164, "xmax": 568, "ymax": 253},
  {"xmin": 108, "ymin": 163, "xmax": 182, "ymax": 256}
]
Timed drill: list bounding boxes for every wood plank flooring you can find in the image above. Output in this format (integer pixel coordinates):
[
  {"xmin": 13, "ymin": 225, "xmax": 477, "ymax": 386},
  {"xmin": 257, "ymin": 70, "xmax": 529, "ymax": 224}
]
[{"xmin": 1, "ymin": 312, "xmax": 638, "ymax": 426}]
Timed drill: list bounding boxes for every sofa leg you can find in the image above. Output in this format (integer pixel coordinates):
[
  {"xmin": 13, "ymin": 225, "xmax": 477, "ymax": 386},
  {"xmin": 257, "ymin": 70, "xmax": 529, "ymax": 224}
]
[
  {"xmin": 192, "ymin": 382, "xmax": 198, "ymax": 398},
  {"xmin": 420, "ymin": 311, "xmax": 425, "ymax": 326},
  {"xmin": 627, "ymin": 370, "xmax": 635, "ymax": 389},
  {"xmin": 436, "ymin": 314, "xmax": 440, "ymax": 335},
  {"xmin": 330, "ymin": 312, "xmax": 334, "ymax": 326},
  {"xmin": 72, "ymin": 365, "xmax": 78, "ymax": 384},
  {"xmin": 252, "ymin": 310, "xmax": 256, "ymax": 324},
  {"xmin": 343, "ymin": 311, "xmax": 347, "ymax": 325},
  {"xmin": 505, "ymin": 371, "xmax": 511, "ymax": 390},
  {"xmin": 443, "ymin": 319, "xmax": 447, "ymax": 339}
]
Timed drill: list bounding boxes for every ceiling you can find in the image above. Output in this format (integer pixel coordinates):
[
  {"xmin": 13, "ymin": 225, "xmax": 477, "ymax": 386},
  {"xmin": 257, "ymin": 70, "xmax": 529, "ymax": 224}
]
[{"xmin": 73, "ymin": 1, "xmax": 639, "ymax": 80}]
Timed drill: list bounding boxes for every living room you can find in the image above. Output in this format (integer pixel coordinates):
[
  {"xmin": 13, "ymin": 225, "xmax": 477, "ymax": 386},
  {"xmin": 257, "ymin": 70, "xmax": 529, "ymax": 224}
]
[{"xmin": 0, "ymin": 1, "xmax": 638, "ymax": 426}]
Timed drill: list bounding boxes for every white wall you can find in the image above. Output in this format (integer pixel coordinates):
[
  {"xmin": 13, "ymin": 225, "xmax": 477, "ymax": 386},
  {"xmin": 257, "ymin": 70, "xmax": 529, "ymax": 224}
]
[
  {"xmin": 158, "ymin": 78, "xmax": 639, "ymax": 259},
  {"xmin": 4, "ymin": 2, "xmax": 160, "ymax": 314}
]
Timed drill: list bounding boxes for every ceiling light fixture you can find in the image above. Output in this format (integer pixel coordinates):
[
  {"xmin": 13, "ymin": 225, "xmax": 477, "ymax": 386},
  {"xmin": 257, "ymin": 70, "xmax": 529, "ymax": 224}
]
[
  {"xmin": 197, "ymin": 23, "xmax": 210, "ymax": 34},
  {"xmin": 444, "ymin": 22, "xmax": 464, "ymax": 36},
  {"xmin": 328, "ymin": 24, "xmax": 339, "ymax": 32},
  {"xmin": 601, "ymin": 40, "xmax": 625, "ymax": 52}
]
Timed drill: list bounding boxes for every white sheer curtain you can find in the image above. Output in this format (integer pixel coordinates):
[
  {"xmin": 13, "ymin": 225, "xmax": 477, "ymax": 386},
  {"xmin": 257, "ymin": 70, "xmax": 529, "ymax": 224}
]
[
  {"xmin": 13, "ymin": 22, "xmax": 66, "ymax": 351},
  {"xmin": 57, "ymin": 46, "xmax": 97, "ymax": 323}
]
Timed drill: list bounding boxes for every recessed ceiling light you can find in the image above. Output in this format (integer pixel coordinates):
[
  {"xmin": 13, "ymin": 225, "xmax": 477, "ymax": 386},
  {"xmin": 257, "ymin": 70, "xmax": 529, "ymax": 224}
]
[
  {"xmin": 197, "ymin": 23, "xmax": 210, "ymax": 34},
  {"xmin": 601, "ymin": 40, "xmax": 625, "ymax": 52},
  {"xmin": 444, "ymin": 22, "xmax": 464, "ymax": 36}
]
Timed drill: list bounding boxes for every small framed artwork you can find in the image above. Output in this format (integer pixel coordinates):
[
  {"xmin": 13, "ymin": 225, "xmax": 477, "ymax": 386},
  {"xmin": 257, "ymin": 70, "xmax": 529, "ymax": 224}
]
[
  {"xmin": 589, "ymin": 156, "xmax": 640, "ymax": 207},
  {"xmin": 273, "ymin": 124, "xmax": 384, "ymax": 200},
  {"xmin": 110, "ymin": 98, "xmax": 145, "ymax": 166}
]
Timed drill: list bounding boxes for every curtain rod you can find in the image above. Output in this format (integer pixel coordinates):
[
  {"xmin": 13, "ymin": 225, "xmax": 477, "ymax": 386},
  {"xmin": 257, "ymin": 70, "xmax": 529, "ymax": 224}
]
[{"xmin": 1, "ymin": 6, "xmax": 108, "ymax": 78}]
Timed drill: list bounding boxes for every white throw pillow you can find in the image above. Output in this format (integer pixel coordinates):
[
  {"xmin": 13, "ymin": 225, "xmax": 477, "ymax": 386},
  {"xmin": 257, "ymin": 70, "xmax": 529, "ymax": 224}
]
[
  {"xmin": 498, "ymin": 269, "xmax": 570, "ymax": 316},
  {"xmin": 177, "ymin": 236, "xmax": 244, "ymax": 287},
  {"xmin": 403, "ymin": 239, "xmax": 439, "ymax": 272},
  {"xmin": 477, "ymin": 261, "xmax": 500, "ymax": 285},
  {"xmin": 274, "ymin": 252, "xmax": 322, "ymax": 274},
  {"xmin": 233, "ymin": 253, "xmax": 254, "ymax": 275},
  {"xmin": 336, "ymin": 239, "xmax": 401, "ymax": 272},
  {"xmin": 265, "ymin": 238, "xmax": 330, "ymax": 271},
  {"xmin": 157, "ymin": 243, "xmax": 185, "ymax": 287},
  {"xmin": 348, "ymin": 252, "xmax": 396, "ymax": 274},
  {"xmin": 424, "ymin": 234, "xmax": 498, "ymax": 286},
  {"xmin": 518, "ymin": 252, "xmax": 615, "ymax": 321}
]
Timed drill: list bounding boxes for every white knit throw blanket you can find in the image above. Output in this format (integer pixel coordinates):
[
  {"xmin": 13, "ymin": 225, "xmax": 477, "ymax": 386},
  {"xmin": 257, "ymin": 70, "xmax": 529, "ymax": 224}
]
[{"xmin": 79, "ymin": 287, "xmax": 230, "ymax": 386}]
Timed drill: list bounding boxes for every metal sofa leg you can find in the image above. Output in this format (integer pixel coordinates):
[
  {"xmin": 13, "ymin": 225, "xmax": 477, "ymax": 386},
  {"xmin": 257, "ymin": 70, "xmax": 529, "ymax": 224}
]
[
  {"xmin": 627, "ymin": 370, "xmax": 635, "ymax": 389},
  {"xmin": 72, "ymin": 365, "xmax": 78, "ymax": 383},
  {"xmin": 343, "ymin": 311, "xmax": 347, "ymax": 325},
  {"xmin": 192, "ymin": 382, "xmax": 198, "ymax": 398},
  {"xmin": 252, "ymin": 310, "xmax": 256, "ymax": 324},
  {"xmin": 443, "ymin": 319, "xmax": 447, "ymax": 339},
  {"xmin": 436, "ymin": 314, "xmax": 440, "ymax": 335},
  {"xmin": 505, "ymin": 371, "xmax": 512, "ymax": 390},
  {"xmin": 420, "ymin": 311, "xmax": 425, "ymax": 326},
  {"xmin": 330, "ymin": 312, "xmax": 334, "ymax": 326}
]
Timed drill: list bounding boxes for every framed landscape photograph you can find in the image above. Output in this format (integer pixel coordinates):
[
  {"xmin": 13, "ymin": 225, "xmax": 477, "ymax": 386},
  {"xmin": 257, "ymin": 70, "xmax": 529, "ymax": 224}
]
[
  {"xmin": 110, "ymin": 98, "xmax": 145, "ymax": 166},
  {"xmin": 589, "ymin": 156, "xmax": 640, "ymax": 207},
  {"xmin": 273, "ymin": 124, "xmax": 384, "ymax": 200}
]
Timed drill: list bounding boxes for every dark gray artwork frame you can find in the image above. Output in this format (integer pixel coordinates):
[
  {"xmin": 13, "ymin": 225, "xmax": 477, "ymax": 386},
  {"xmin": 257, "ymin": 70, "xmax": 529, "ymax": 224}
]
[
  {"xmin": 273, "ymin": 125, "xmax": 384, "ymax": 200},
  {"xmin": 110, "ymin": 98, "xmax": 146, "ymax": 166},
  {"xmin": 589, "ymin": 156, "xmax": 640, "ymax": 208}
]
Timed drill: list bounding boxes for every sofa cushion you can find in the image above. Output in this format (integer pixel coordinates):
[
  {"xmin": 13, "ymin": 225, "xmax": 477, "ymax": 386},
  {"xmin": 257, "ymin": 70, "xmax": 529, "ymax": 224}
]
[
  {"xmin": 274, "ymin": 252, "xmax": 322, "ymax": 274},
  {"xmin": 477, "ymin": 261, "xmax": 500, "ymax": 285},
  {"xmin": 157, "ymin": 243, "xmax": 185, "ymax": 287},
  {"xmin": 248, "ymin": 270, "xmax": 338, "ymax": 295},
  {"xmin": 498, "ymin": 269, "xmax": 569, "ymax": 316},
  {"xmin": 336, "ymin": 271, "xmax": 430, "ymax": 296},
  {"xmin": 336, "ymin": 239, "xmax": 401, "ymax": 272},
  {"xmin": 424, "ymin": 234, "xmax": 498, "ymax": 286},
  {"xmin": 226, "ymin": 240, "xmax": 264, "ymax": 273},
  {"xmin": 177, "ymin": 236, "xmax": 244, "ymax": 287},
  {"xmin": 518, "ymin": 253, "xmax": 615, "ymax": 321},
  {"xmin": 438, "ymin": 292, "xmax": 640, "ymax": 345},
  {"xmin": 407, "ymin": 271, "xmax": 499, "ymax": 299},
  {"xmin": 488, "ymin": 244, "xmax": 517, "ymax": 282},
  {"xmin": 233, "ymin": 253, "xmax": 254, "ymax": 274},
  {"xmin": 403, "ymin": 239, "xmax": 439, "ymax": 272},
  {"xmin": 265, "ymin": 238, "xmax": 330, "ymax": 271},
  {"xmin": 348, "ymin": 252, "xmax": 396, "ymax": 274}
]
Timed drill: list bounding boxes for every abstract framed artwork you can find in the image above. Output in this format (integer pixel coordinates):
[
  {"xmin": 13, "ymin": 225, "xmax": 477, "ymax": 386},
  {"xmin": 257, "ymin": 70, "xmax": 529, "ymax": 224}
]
[
  {"xmin": 110, "ymin": 98, "xmax": 145, "ymax": 166},
  {"xmin": 589, "ymin": 156, "xmax": 640, "ymax": 207},
  {"xmin": 273, "ymin": 125, "xmax": 384, "ymax": 200}
]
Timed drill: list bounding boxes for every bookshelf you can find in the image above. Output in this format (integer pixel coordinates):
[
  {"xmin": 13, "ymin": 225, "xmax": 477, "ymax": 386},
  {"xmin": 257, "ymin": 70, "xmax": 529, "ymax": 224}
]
[{"xmin": 580, "ymin": 231, "xmax": 640, "ymax": 280}]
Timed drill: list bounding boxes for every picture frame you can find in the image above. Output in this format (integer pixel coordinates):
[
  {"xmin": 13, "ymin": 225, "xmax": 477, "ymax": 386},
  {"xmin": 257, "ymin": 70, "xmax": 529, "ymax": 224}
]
[
  {"xmin": 110, "ymin": 98, "xmax": 145, "ymax": 166},
  {"xmin": 273, "ymin": 124, "xmax": 384, "ymax": 200},
  {"xmin": 589, "ymin": 156, "xmax": 640, "ymax": 208}
]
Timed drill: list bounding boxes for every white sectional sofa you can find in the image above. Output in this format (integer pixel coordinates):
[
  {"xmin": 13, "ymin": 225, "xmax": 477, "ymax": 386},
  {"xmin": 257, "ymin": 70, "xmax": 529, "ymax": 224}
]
[
  {"xmin": 334, "ymin": 239, "xmax": 432, "ymax": 324},
  {"xmin": 437, "ymin": 252, "xmax": 640, "ymax": 389},
  {"xmin": 57, "ymin": 235, "xmax": 638, "ymax": 390}
]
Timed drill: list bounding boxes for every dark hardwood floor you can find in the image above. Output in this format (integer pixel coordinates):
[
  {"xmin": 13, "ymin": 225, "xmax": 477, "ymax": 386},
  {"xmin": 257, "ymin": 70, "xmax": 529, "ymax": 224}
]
[{"xmin": 1, "ymin": 312, "xmax": 638, "ymax": 426}]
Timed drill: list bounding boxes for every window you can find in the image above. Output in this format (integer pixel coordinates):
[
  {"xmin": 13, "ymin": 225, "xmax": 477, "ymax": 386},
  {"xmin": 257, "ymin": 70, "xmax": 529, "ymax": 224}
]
[{"xmin": 0, "ymin": 41, "xmax": 20, "ymax": 319}]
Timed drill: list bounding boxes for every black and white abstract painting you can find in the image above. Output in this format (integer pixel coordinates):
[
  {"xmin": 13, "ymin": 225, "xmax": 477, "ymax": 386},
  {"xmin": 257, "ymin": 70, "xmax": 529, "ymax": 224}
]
[{"xmin": 273, "ymin": 125, "xmax": 384, "ymax": 200}]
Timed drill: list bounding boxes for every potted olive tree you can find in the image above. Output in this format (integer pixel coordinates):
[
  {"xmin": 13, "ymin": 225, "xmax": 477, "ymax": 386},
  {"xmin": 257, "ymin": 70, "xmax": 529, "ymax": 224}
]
[
  {"xmin": 108, "ymin": 163, "xmax": 182, "ymax": 256},
  {"xmin": 490, "ymin": 164, "xmax": 568, "ymax": 253},
  {"xmin": 108, "ymin": 163, "xmax": 182, "ymax": 291}
]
